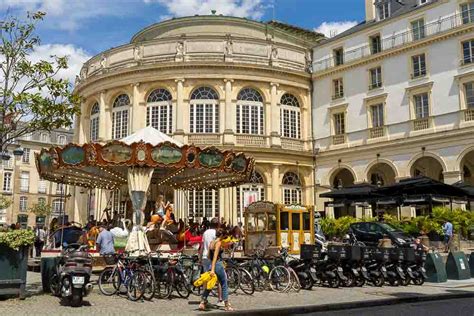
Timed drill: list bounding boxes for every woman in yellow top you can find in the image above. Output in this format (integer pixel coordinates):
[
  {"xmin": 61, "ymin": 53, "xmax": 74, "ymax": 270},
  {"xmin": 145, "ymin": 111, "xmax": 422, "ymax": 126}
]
[{"xmin": 199, "ymin": 228, "xmax": 234, "ymax": 311}]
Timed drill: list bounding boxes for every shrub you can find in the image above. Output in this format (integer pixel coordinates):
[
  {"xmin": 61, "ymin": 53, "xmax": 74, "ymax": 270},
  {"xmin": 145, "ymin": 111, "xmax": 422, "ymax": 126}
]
[{"xmin": 0, "ymin": 229, "xmax": 35, "ymax": 250}]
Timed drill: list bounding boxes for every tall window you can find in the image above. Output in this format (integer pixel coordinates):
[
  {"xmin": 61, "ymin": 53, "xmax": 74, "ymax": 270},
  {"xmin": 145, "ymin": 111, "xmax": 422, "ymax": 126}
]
[
  {"xmin": 282, "ymin": 172, "xmax": 302, "ymax": 205},
  {"xmin": 56, "ymin": 183, "xmax": 65, "ymax": 195},
  {"xmin": 57, "ymin": 135, "xmax": 67, "ymax": 145},
  {"xmin": 189, "ymin": 87, "xmax": 219, "ymax": 133},
  {"xmin": 333, "ymin": 48, "xmax": 344, "ymax": 66},
  {"xmin": 370, "ymin": 34, "xmax": 382, "ymax": 54},
  {"xmin": 461, "ymin": 2, "xmax": 474, "ymax": 24},
  {"xmin": 377, "ymin": 2, "xmax": 390, "ymax": 20},
  {"xmin": 19, "ymin": 196, "xmax": 28, "ymax": 212},
  {"xmin": 40, "ymin": 133, "xmax": 50, "ymax": 143},
  {"xmin": 414, "ymin": 93, "xmax": 430, "ymax": 118},
  {"xmin": 146, "ymin": 88, "xmax": 173, "ymax": 134},
  {"xmin": 371, "ymin": 104, "xmax": 384, "ymax": 127},
  {"xmin": 465, "ymin": 82, "xmax": 474, "ymax": 108},
  {"xmin": 52, "ymin": 199, "xmax": 64, "ymax": 217},
  {"xmin": 369, "ymin": 67, "xmax": 382, "ymax": 89},
  {"xmin": 333, "ymin": 78, "xmax": 344, "ymax": 99},
  {"xmin": 38, "ymin": 197, "xmax": 46, "ymax": 205},
  {"xmin": 23, "ymin": 133, "xmax": 32, "ymax": 141},
  {"xmin": 411, "ymin": 19, "xmax": 425, "ymax": 41},
  {"xmin": 412, "ymin": 54, "xmax": 426, "ymax": 78},
  {"xmin": 236, "ymin": 172, "xmax": 265, "ymax": 221},
  {"xmin": 334, "ymin": 112, "xmax": 345, "ymax": 135},
  {"xmin": 236, "ymin": 88, "xmax": 264, "ymax": 135},
  {"xmin": 187, "ymin": 189, "xmax": 219, "ymax": 219},
  {"xmin": 280, "ymin": 93, "xmax": 301, "ymax": 139},
  {"xmin": 38, "ymin": 179, "xmax": 47, "ymax": 194},
  {"xmin": 20, "ymin": 172, "xmax": 29, "ymax": 192},
  {"xmin": 2, "ymin": 152, "xmax": 12, "ymax": 169},
  {"xmin": 22, "ymin": 148, "xmax": 30, "ymax": 164},
  {"xmin": 90, "ymin": 103, "xmax": 100, "ymax": 141},
  {"xmin": 463, "ymin": 40, "xmax": 474, "ymax": 65},
  {"xmin": 112, "ymin": 94, "xmax": 130, "ymax": 139},
  {"xmin": 3, "ymin": 172, "xmax": 12, "ymax": 192}
]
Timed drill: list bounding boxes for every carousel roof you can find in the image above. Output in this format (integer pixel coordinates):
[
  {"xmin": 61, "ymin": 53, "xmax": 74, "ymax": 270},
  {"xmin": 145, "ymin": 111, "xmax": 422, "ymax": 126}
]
[{"xmin": 35, "ymin": 128, "xmax": 254, "ymax": 191}]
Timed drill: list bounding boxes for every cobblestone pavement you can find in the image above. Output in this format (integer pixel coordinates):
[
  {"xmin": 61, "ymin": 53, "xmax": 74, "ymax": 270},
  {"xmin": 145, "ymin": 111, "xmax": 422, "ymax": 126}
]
[{"xmin": 1, "ymin": 272, "xmax": 474, "ymax": 315}]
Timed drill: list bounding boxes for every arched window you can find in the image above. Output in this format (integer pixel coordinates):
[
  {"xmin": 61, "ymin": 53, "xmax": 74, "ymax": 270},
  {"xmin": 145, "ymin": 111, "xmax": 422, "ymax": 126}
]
[
  {"xmin": 282, "ymin": 172, "xmax": 302, "ymax": 205},
  {"xmin": 146, "ymin": 88, "xmax": 173, "ymax": 134},
  {"xmin": 236, "ymin": 172, "xmax": 265, "ymax": 222},
  {"xmin": 57, "ymin": 134, "xmax": 67, "ymax": 145},
  {"xmin": 90, "ymin": 102, "xmax": 100, "ymax": 141},
  {"xmin": 112, "ymin": 94, "xmax": 130, "ymax": 139},
  {"xmin": 280, "ymin": 93, "xmax": 301, "ymax": 139},
  {"xmin": 236, "ymin": 88, "xmax": 264, "ymax": 135},
  {"xmin": 188, "ymin": 189, "xmax": 220, "ymax": 220},
  {"xmin": 189, "ymin": 87, "xmax": 219, "ymax": 133}
]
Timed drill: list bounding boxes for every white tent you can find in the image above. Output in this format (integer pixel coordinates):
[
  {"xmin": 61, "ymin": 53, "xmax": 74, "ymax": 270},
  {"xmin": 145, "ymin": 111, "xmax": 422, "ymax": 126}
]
[{"xmin": 121, "ymin": 125, "xmax": 183, "ymax": 147}]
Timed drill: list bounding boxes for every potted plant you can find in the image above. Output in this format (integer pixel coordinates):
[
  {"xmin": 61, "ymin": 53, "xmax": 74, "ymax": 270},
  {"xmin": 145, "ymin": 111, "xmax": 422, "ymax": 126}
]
[{"xmin": 0, "ymin": 229, "xmax": 35, "ymax": 299}]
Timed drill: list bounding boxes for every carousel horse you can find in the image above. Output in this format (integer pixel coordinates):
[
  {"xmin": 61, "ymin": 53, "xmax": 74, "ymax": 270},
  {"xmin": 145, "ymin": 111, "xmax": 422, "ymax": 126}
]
[{"xmin": 110, "ymin": 218, "xmax": 131, "ymax": 238}]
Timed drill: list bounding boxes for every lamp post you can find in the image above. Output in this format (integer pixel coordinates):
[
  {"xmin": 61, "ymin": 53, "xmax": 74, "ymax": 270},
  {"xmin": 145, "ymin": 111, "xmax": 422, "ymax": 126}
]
[{"xmin": 6, "ymin": 146, "xmax": 24, "ymax": 226}]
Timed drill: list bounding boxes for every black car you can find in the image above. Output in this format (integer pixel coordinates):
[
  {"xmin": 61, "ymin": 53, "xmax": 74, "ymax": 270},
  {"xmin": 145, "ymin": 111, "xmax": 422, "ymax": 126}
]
[{"xmin": 349, "ymin": 222, "xmax": 414, "ymax": 247}]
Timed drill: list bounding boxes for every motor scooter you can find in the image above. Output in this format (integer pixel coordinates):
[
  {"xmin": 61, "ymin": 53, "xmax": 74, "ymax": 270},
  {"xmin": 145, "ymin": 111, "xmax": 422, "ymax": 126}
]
[{"xmin": 50, "ymin": 243, "xmax": 93, "ymax": 307}]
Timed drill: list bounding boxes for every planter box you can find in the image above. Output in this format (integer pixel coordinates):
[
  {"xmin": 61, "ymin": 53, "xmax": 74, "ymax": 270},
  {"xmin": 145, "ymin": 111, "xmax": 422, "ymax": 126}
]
[{"xmin": 0, "ymin": 245, "xmax": 29, "ymax": 299}]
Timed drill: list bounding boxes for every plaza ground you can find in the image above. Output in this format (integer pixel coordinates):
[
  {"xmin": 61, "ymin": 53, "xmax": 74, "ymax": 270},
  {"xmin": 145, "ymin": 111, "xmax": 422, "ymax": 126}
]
[{"xmin": 1, "ymin": 272, "xmax": 474, "ymax": 315}]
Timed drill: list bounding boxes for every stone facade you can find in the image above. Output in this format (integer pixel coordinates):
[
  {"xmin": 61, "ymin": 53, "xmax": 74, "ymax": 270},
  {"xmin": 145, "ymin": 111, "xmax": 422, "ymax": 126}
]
[{"xmin": 73, "ymin": 16, "xmax": 323, "ymax": 225}]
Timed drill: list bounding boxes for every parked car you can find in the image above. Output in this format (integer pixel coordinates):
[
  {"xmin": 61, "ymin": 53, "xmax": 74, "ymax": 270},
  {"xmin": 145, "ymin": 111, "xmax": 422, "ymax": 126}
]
[{"xmin": 349, "ymin": 222, "xmax": 414, "ymax": 247}]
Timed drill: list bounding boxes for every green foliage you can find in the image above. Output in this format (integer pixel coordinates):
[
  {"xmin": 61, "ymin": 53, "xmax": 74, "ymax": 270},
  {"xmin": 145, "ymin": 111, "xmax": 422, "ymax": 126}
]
[
  {"xmin": 0, "ymin": 229, "xmax": 35, "ymax": 250},
  {"xmin": 0, "ymin": 196, "xmax": 12, "ymax": 209},
  {"xmin": 29, "ymin": 200, "xmax": 52, "ymax": 217},
  {"xmin": 0, "ymin": 11, "xmax": 81, "ymax": 152},
  {"xmin": 321, "ymin": 216, "xmax": 361, "ymax": 239}
]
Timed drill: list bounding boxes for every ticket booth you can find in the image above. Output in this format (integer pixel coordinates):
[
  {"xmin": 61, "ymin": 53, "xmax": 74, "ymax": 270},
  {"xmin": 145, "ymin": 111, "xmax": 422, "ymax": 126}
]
[{"xmin": 245, "ymin": 202, "xmax": 314, "ymax": 255}]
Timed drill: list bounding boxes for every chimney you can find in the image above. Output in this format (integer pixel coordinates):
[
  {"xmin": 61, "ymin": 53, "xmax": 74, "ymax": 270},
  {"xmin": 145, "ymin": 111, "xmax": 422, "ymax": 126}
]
[{"xmin": 365, "ymin": 0, "xmax": 376, "ymax": 21}]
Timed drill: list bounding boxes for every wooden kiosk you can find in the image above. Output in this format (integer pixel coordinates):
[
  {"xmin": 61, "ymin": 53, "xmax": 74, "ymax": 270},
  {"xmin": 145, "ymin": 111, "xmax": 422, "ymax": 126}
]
[{"xmin": 244, "ymin": 201, "xmax": 314, "ymax": 255}]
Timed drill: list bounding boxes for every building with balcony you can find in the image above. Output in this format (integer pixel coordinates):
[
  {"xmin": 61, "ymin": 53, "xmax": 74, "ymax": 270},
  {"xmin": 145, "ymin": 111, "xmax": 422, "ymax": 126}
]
[
  {"xmin": 73, "ymin": 16, "xmax": 324, "ymax": 224},
  {"xmin": 0, "ymin": 128, "xmax": 74, "ymax": 228},
  {"xmin": 312, "ymin": 0, "xmax": 474, "ymax": 218}
]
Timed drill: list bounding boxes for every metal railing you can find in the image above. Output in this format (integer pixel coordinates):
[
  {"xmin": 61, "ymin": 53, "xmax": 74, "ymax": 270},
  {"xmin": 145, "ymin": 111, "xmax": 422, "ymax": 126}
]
[
  {"xmin": 332, "ymin": 134, "xmax": 346, "ymax": 145},
  {"xmin": 369, "ymin": 81, "xmax": 383, "ymax": 90},
  {"xmin": 411, "ymin": 68, "xmax": 427, "ymax": 79},
  {"xmin": 314, "ymin": 9, "xmax": 474, "ymax": 73},
  {"xmin": 413, "ymin": 118, "xmax": 430, "ymax": 131},
  {"xmin": 332, "ymin": 92, "xmax": 344, "ymax": 100},
  {"xmin": 236, "ymin": 135, "xmax": 267, "ymax": 146},
  {"xmin": 187, "ymin": 134, "xmax": 221, "ymax": 145},
  {"xmin": 465, "ymin": 108, "xmax": 474, "ymax": 121},
  {"xmin": 370, "ymin": 126, "xmax": 385, "ymax": 138},
  {"xmin": 281, "ymin": 138, "xmax": 305, "ymax": 151}
]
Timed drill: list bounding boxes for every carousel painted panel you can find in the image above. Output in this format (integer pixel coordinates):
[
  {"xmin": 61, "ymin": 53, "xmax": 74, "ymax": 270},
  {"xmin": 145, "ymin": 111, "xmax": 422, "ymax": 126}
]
[{"xmin": 100, "ymin": 142, "xmax": 133, "ymax": 164}]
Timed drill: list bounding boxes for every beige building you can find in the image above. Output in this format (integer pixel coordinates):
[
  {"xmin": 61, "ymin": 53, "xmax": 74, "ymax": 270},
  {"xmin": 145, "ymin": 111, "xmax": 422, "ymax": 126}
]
[
  {"xmin": 312, "ymin": 0, "xmax": 474, "ymax": 218},
  {"xmin": 0, "ymin": 128, "xmax": 74, "ymax": 228},
  {"xmin": 73, "ymin": 16, "xmax": 324, "ymax": 225}
]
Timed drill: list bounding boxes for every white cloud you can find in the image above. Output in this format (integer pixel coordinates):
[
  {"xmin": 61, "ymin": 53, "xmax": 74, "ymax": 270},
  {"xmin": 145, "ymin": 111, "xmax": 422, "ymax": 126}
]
[
  {"xmin": 314, "ymin": 21, "xmax": 358, "ymax": 38},
  {"xmin": 28, "ymin": 44, "xmax": 91, "ymax": 84},
  {"xmin": 149, "ymin": 0, "xmax": 266, "ymax": 21},
  {"xmin": 0, "ymin": 0, "xmax": 129, "ymax": 31}
]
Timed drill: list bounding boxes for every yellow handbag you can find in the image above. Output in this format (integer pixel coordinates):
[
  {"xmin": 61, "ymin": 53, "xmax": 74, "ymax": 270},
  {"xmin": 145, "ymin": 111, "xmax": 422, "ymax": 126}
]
[
  {"xmin": 206, "ymin": 275, "xmax": 218, "ymax": 290},
  {"xmin": 193, "ymin": 272, "xmax": 211, "ymax": 287}
]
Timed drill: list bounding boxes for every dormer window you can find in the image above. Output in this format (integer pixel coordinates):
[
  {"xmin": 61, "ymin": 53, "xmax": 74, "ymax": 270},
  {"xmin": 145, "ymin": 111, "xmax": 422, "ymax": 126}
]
[{"xmin": 377, "ymin": 2, "xmax": 390, "ymax": 20}]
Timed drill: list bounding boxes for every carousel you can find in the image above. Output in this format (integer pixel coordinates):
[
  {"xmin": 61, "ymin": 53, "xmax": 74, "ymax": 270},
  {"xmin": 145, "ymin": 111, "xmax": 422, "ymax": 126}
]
[{"xmin": 35, "ymin": 126, "xmax": 254, "ymax": 257}]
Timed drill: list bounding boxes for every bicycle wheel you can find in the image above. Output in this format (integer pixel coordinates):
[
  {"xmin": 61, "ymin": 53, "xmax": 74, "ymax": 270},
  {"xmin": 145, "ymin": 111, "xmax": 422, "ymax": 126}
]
[
  {"xmin": 289, "ymin": 268, "xmax": 301, "ymax": 293},
  {"xmin": 269, "ymin": 266, "xmax": 291, "ymax": 293},
  {"xmin": 225, "ymin": 267, "xmax": 240, "ymax": 294},
  {"xmin": 238, "ymin": 268, "xmax": 255, "ymax": 295},
  {"xmin": 249, "ymin": 264, "xmax": 266, "ymax": 291},
  {"xmin": 184, "ymin": 264, "xmax": 202, "ymax": 296},
  {"xmin": 127, "ymin": 271, "xmax": 146, "ymax": 301},
  {"xmin": 156, "ymin": 272, "xmax": 172, "ymax": 299},
  {"xmin": 98, "ymin": 267, "xmax": 119, "ymax": 296},
  {"xmin": 175, "ymin": 273, "xmax": 191, "ymax": 299},
  {"xmin": 141, "ymin": 269, "xmax": 156, "ymax": 301}
]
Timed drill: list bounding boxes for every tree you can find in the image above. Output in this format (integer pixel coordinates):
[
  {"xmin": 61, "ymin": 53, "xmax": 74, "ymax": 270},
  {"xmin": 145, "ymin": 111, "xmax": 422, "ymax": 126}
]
[
  {"xmin": 0, "ymin": 11, "xmax": 81, "ymax": 154},
  {"xmin": 29, "ymin": 200, "xmax": 52, "ymax": 218}
]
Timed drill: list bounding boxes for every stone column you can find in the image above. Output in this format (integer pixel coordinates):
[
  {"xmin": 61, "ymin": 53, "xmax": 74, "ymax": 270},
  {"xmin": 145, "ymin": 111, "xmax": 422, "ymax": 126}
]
[
  {"xmin": 99, "ymin": 91, "xmax": 110, "ymax": 141},
  {"xmin": 270, "ymin": 82, "xmax": 281, "ymax": 148},
  {"xmin": 131, "ymin": 83, "xmax": 146, "ymax": 132},
  {"xmin": 271, "ymin": 164, "xmax": 280, "ymax": 204},
  {"xmin": 79, "ymin": 114, "xmax": 89, "ymax": 144},
  {"xmin": 223, "ymin": 79, "xmax": 235, "ymax": 145},
  {"xmin": 305, "ymin": 88, "xmax": 312, "ymax": 150},
  {"xmin": 175, "ymin": 79, "xmax": 186, "ymax": 143}
]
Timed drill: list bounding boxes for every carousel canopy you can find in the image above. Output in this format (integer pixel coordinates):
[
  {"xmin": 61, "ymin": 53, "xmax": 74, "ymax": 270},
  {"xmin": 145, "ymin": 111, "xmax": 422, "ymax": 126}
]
[{"xmin": 35, "ymin": 127, "xmax": 254, "ymax": 191}]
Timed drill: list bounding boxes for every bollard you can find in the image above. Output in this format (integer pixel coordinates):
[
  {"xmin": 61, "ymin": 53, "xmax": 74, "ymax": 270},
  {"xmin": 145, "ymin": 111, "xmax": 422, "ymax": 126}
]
[
  {"xmin": 425, "ymin": 252, "xmax": 447, "ymax": 283},
  {"xmin": 446, "ymin": 251, "xmax": 470, "ymax": 280},
  {"xmin": 40, "ymin": 257, "xmax": 58, "ymax": 292}
]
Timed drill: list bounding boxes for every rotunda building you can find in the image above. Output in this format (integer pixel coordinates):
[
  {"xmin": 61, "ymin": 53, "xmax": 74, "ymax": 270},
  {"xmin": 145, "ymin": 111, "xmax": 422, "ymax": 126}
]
[{"xmin": 73, "ymin": 16, "xmax": 324, "ymax": 224}]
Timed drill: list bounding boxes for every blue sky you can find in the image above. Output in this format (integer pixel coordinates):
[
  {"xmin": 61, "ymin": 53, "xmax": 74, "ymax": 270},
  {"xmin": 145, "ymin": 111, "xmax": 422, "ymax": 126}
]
[{"xmin": 0, "ymin": 0, "xmax": 365, "ymax": 82}]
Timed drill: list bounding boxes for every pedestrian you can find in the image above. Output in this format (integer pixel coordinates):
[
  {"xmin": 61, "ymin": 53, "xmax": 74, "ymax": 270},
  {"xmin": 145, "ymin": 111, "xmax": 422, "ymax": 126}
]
[
  {"xmin": 412, "ymin": 238, "xmax": 428, "ymax": 252},
  {"xmin": 199, "ymin": 227, "xmax": 234, "ymax": 311},
  {"xmin": 96, "ymin": 225, "xmax": 115, "ymax": 255},
  {"xmin": 201, "ymin": 217, "xmax": 224, "ymax": 307},
  {"xmin": 442, "ymin": 220, "xmax": 453, "ymax": 252},
  {"xmin": 34, "ymin": 225, "xmax": 47, "ymax": 257}
]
